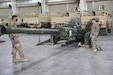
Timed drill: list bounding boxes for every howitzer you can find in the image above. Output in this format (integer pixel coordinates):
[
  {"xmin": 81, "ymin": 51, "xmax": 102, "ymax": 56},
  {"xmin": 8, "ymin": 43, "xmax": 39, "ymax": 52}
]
[
  {"xmin": 0, "ymin": 25, "xmax": 86, "ymax": 45},
  {"xmin": 0, "ymin": 19, "xmax": 102, "ymax": 51},
  {"xmin": 0, "ymin": 19, "xmax": 91, "ymax": 46}
]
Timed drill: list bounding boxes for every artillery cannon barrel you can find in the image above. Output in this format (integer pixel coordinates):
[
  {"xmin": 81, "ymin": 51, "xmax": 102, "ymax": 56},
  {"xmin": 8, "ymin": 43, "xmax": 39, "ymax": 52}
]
[{"xmin": 0, "ymin": 25, "xmax": 59, "ymax": 35}]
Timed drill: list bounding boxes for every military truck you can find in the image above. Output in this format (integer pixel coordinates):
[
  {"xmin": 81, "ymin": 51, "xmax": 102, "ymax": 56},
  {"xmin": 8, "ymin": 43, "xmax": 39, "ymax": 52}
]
[
  {"xmin": 50, "ymin": 11, "xmax": 81, "ymax": 28},
  {"xmin": 81, "ymin": 5, "xmax": 112, "ymax": 35},
  {"xmin": 38, "ymin": 14, "xmax": 51, "ymax": 28},
  {"xmin": 22, "ymin": 13, "xmax": 39, "ymax": 28},
  {"xmin": 23, "ymin": 13, "xmax": 52, "ymax": 28}
]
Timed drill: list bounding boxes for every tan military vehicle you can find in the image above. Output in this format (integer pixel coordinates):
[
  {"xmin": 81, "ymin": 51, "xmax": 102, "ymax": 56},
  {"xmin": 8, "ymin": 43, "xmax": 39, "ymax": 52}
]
[
  {"xmin": 23, "ymin": 13, "xmax": 39, "ymax": 28},
  {"xmin": 81, "ymin": 5, "xmax": 112, "ymax": 35},
  {"xmin": 50, "ymin": 10, "xmax": 81, "ymax": 28}
]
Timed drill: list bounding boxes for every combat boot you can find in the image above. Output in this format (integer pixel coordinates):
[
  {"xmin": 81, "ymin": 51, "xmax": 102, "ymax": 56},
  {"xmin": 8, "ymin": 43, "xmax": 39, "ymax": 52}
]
[
  {"xmin": 77, "ymin": 42, "xmax": 82, "ymax": 47},
  {"xmin": 20, "ymin": 58, "xmax": 28, "ymax": 62},
  {"xmin": 20, "ymin": 53, "xmax": 28, "ymax": 62},
  {"xmin": 93, "ymin": 49, "xmax": 97, "ymax": 52}
]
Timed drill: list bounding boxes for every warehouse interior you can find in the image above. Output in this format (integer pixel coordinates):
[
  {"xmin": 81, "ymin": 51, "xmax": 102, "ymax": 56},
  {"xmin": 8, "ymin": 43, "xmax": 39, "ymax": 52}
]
[
  {"xmin": 0, "ymin": 0, "xmax": 113, "ymax": 75},
  {"xmin": 0, "ymin": 0, "xmax": 113, "ymax": 16}
]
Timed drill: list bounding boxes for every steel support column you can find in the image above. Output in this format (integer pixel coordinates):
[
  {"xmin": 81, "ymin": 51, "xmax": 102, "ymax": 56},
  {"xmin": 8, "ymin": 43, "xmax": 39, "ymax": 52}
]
[{"xmin": 11, "ymin": 0, "xmax": 18, "ymax": 15}]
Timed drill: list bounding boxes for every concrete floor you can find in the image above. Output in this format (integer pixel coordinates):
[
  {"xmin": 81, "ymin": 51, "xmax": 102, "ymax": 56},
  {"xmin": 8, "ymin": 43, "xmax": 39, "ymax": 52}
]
[{"xmin": 0, "ymin": 33, "xmax": 113, "ymax": 75}]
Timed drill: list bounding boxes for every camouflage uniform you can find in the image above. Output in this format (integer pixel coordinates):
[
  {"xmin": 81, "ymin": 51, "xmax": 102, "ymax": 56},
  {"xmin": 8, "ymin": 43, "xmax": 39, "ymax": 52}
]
[
  {"xmin": 90, "ymin": 22, "xmax": 100, "ymax": 51},
  {"xmin": 8, "ymin": 22, "xmax": 27, "ymax": 62}
]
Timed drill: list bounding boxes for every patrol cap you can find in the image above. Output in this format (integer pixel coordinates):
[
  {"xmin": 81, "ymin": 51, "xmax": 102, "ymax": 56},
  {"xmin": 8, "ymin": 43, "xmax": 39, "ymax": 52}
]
[{"xmin": 12, "ymin": 15, "xmax": 17, "ymax": 20}]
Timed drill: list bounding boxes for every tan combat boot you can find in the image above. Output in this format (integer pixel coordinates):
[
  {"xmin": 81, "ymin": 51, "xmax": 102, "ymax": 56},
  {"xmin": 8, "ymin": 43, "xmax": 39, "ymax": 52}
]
[
  {"xmin": 20, "ymin": 54, "xmax": 28, "ymax": 62},
  {"xmin": 81, "ymin": 44, "xmax": 90, "ymax": 48},
  {"xmin": 93, "ymin": 49, "xmax": 97, "ymax": 52},
  {"xmin": 77, "ymin": 42, "xmax": 82, "ymax": 47},
  {"xmin": 20, "ymin": 58, "xmax": 28, "ymax": 62}
]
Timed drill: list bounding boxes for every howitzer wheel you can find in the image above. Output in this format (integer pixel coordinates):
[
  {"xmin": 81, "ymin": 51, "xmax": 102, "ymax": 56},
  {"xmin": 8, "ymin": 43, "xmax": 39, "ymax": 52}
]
[{"xmin": 84, "ymin": 32, "xmax": 91, "ymax": 46}]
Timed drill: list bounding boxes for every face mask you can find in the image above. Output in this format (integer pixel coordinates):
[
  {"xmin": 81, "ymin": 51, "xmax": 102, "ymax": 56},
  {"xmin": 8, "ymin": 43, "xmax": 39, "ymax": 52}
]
[{"xmin": 16, "ymin": 19, "xmax": 18, "ymax": 22}]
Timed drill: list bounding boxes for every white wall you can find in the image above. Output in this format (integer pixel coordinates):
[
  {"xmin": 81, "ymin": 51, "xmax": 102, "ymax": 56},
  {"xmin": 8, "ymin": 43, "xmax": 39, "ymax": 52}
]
[
  {"xmin": 49, "ymin": 4, "xmax": 67, "ymax": 14},
  {"xmin": 18, "ymin": 6, "xmax": 41, "ymax": 17},
  {"xmin": 0, "ymin": 8, "xmax": 12, "ymax": 18},
  {"xmin": 49, "ymin": 3, "xmax": 77, "ymax": 14},
  {"xmin": 87, "ymin": 1, "xmax": 113, "ymax": 13},
  {"xmin": 0, "ymin": 6, "xmax": 41, "ymax": 18},
  {"xmin": 68, "ymin": 4, "xmax": 77, "ymax": 12}
]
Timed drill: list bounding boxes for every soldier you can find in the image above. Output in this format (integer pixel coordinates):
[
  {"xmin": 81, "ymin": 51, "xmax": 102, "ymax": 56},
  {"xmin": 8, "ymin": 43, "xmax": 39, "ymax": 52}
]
[
  {"xmin": 90, "ymin": 18, "xmax": 100, "ymax": 52},
  {"xmin": 8, "ymin": 15, "xmax": 28, "ymax": 62}
]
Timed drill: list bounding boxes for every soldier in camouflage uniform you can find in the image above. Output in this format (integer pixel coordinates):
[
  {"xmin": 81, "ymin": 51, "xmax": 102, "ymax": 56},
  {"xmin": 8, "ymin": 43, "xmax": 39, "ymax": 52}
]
[
  {"xmin": 90, "ymin": 19, "xmax": 100, "ymax": 52},
  {"xmin": 8, "ymin": 15, "xmax": 28, "ymax": 62}
]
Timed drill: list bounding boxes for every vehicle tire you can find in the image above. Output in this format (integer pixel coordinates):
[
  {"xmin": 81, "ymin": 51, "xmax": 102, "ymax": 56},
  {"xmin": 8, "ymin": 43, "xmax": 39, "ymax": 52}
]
[{"xmin": 84, "ymin": 32, "xmax": 91, "ymax": 45}]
